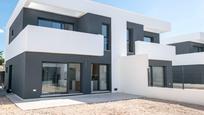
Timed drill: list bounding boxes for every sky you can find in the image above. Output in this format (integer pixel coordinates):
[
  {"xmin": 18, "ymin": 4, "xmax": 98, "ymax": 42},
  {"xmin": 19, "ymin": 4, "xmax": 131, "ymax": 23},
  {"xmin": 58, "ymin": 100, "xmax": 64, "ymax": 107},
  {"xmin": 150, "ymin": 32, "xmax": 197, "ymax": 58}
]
[{"xmin": 0, "ymin": 0, "xmax": 204, "ymax": 52}]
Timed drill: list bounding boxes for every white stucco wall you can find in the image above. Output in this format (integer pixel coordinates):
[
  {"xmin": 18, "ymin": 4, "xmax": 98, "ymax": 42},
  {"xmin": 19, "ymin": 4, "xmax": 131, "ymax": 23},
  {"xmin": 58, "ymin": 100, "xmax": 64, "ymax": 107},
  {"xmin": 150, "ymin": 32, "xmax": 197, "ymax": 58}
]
[
  {"xmin": 5, "ymin": 25, "xmax": 104, "ymax": 61},
  {"xmin": 120, "ymin": 55, "xmax": 204, "ymax": 106},
  {"xmin": 173, "ymin": 52, "xmax": 204, "ymax": 65},
  {"xmin": 135, "ymin": 41, "xmax": 176, "ymax": 61},
  {"xmin": 161, "ymin": 32, "xmax": 204, "ymax": 45}
]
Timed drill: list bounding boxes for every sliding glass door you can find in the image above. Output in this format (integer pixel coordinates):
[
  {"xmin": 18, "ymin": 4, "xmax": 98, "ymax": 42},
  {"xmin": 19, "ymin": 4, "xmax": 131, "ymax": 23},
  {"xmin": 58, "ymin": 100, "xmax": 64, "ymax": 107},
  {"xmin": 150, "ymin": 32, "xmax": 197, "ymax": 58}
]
[
  {"xmin": 42, "ymin": 63, "xmax": 81, "ymax": 95},
  {"xmin": 91, "ymin": 64, "xmax": 109, "ymax": 92},
  {"xmin": 42, "ymin": 63, "xmax": 68, "ymax": 94}
]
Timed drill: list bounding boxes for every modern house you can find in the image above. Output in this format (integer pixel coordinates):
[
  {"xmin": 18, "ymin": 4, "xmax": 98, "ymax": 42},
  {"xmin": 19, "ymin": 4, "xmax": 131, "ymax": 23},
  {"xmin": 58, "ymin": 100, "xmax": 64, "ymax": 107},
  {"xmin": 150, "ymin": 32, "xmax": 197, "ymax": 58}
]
[
  {"xmin": 162, "ymin": 33, "xmax": 204, "ymax": 87},
  {"xmin": 5, "ymin": 0, "xmax": 173, "ymax": 99}
]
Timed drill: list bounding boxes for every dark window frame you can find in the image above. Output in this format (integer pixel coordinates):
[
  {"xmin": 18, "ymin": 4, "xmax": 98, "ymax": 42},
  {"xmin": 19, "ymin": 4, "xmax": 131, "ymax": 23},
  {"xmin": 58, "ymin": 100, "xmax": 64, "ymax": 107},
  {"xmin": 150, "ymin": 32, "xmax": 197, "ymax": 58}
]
[
  {"xmin": 38, "ymin": 18, "xmax": 74, "ymax": 31},
  {"xmin": 102, "ymin": 24, "xmax": 110, "ymax": 51},
  {"xmin": 41, "ymin": 62, "xmax": 82, "ymax": 95},
  {"xmin": 127, "ymin": 28, "xmax": 133, "ymax": 53},
  {"xmin": 148, "ymin": 66, "xmax": 166, "ymax": 87}
]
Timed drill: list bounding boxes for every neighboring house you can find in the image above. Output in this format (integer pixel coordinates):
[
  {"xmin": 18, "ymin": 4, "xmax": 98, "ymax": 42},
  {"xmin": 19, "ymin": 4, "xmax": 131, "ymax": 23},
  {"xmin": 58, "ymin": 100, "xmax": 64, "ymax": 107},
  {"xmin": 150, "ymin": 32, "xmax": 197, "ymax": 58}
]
[
  {"xmin": 163, "ymin": 33, "xmax": 204, "ymax": 86},
  {"xmin": 5, "ymin": 0, "xmax": 173, "ymax": 99}
]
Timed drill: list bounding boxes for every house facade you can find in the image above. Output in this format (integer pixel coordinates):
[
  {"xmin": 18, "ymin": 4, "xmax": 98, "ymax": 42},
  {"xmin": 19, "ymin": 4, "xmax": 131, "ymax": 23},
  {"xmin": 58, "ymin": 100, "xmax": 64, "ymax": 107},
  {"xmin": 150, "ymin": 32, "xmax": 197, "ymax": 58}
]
[
  {"xmin": 5, "ymin": 0, "xmax": 173, "ymax": 99},
  {"xmin": 163, "ymin": 33, "xmax": 204, "ymax": 86}
]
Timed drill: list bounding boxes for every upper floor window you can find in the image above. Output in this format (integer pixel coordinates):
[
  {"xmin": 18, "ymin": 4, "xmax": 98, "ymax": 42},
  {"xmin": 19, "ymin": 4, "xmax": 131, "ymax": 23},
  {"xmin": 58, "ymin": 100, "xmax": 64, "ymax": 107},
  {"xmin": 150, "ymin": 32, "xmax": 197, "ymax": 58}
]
[
  {"xmin": 144, "ymin": 36, "xmax": 153, "ymax": 43},
  {"xmin": 102, "ymin": 24, "xmax": 110, "ymax": 50},
  {"xmin": 127, "ymin": 29, "xmax": 133, "ymax": 53},
  {"xmin": 38, "ymin": 19, "xmax": 74, "ymax": 31},
  {"xmin": 194, "ymin": 46, "xmax": 204, "ymax": 52}
]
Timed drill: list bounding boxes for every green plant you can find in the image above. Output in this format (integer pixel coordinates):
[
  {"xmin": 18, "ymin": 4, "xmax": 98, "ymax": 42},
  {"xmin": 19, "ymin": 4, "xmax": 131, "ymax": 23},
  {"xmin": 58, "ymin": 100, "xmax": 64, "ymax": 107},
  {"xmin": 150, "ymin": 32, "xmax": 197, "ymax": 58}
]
[{"xmin": 0, "ymin": 51, "xmax": 4, "ymax": 65}]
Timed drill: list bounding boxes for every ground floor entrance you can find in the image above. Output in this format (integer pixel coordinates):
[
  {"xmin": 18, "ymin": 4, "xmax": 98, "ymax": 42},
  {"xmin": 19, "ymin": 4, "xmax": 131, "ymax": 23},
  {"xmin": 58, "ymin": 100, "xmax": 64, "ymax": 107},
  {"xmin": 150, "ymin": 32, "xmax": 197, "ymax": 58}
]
[
  {"xmin": 5, "ymin": 52, "xmax": 111, "ymax": 99},
  {"xmin": 42, "ymin": 62, "xmax": 110, "ymax": 96}
]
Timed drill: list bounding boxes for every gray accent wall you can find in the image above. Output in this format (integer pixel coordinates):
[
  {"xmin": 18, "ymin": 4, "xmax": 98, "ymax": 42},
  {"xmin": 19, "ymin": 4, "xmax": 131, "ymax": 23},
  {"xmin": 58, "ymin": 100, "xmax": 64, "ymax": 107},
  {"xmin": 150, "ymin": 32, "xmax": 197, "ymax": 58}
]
[
  {"xmin": 127, "ymin": 22, "xmax": 160, "ymax": 55},
  {"xmin": 170, "ymin": 41, "xmax": 204, "ymax": 54},
  {"xmin": 5, "ymin": 53, "xmax": 26, "ymax": 98},
  {"xmin": 6, "ymin": 52, "xmax": 111, "ymax": 99},
  {"xmin": 149, "ymin": 60, "xmax": 173, "ymax": 88}
]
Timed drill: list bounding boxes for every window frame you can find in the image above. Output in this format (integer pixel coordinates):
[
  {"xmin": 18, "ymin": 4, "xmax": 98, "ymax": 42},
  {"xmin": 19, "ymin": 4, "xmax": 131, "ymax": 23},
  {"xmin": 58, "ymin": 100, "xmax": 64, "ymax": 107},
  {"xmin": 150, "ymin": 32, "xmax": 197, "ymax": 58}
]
[
  {"xmin": 148, "ymin": 66, "xmax": 166, "ymax": 87},
  {"xmin": 102, "ymin": 24, "xmax": 110, "ymax": 51}
]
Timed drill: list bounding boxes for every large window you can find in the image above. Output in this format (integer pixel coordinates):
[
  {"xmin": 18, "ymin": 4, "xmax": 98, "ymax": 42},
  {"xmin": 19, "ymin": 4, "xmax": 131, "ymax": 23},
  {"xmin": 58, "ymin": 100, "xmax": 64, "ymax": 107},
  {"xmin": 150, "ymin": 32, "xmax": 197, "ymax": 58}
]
[
  {"xmin": 149, "ymin": 66, "xmax": 165, "ymax": 87},
  {"xmin": 91, "ymin": 64, "xmax": 109, "ymax": 92},
  {"xmin": 127, "ymin": 29, "xmax": 133, "ymax": 53},
  {"xmin": 194, "ymin": 46, "xmax": 204, "ymax": 52},
  {"xmin": 102, "ymin": 24, "xmax": 110, "ymax": 50},
  {"xmin": 38, "ymin": 19, "xmax": 74, "ymax": 31},
  {"xmin": 42, "ymin": 63, "xmax": 81, "ymax": 95},
  {"xmin": 144, "ymin": 36, "xmax": 153, "ymax": 43},
  {"xmin": 42, "ymin": 63, "xmax": 68, "ymax": 94}
]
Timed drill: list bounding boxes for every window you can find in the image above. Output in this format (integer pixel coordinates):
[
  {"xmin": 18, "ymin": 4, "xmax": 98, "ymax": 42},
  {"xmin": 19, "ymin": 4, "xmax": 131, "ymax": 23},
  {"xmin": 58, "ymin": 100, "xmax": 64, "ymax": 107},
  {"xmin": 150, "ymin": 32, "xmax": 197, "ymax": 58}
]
[
  {"xmin": 194, "ymin": 46, "xmax": 204, "ymax": 52},
  {"xmin": 66, "ymin": 23, "xmax": 74, "ymax": 31},
  {"xmin": 102, "ymin": 24, "xmax": 110, "ymax": 50},
  {"xmin": 91, "ymin": 64, "xmax": 109, "ymax": 91},
  {"xmin": 127, "ymin": 29, "xmax": 133, "ymax": 53},
  {"xmin": 38, "ymin": 19, "xmax": 64, "ymax": 29},
  {"xmin": 42, "ymin": 63, "xmax": 81, "ymax": 95},
  {"xmin": 42, "ymin": 63, "xmax": 68, "ymax": 94},
  {"xmin": 144, "ymin": 36, "xmax": 153, "ymax": 43},
  {"xmin": 38, "ymin": 19, "xmax": 74, "ymax": 31},
  {"xmin": 149, "ymin": 66, "xmax": 165, "ymax": 87}
]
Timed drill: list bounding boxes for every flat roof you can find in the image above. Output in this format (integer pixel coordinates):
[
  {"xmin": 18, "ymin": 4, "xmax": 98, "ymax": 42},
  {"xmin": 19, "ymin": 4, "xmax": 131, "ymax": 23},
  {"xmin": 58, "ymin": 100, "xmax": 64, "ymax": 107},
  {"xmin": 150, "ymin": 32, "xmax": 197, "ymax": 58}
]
[{"xmin": 162, "ymin": 32, "xmax": 204, "ymax": 44}]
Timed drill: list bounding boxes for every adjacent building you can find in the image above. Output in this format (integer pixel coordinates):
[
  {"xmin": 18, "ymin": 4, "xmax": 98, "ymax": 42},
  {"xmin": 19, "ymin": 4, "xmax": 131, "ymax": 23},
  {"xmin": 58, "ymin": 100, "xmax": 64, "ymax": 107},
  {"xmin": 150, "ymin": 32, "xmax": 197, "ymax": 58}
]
[
  {"xmin": 163, "ymin": 33, "xmax": 204, "ymax": 87},
  {"xmin": 5, "ymin": 0, "xmax": 173, "ymax": 99}
]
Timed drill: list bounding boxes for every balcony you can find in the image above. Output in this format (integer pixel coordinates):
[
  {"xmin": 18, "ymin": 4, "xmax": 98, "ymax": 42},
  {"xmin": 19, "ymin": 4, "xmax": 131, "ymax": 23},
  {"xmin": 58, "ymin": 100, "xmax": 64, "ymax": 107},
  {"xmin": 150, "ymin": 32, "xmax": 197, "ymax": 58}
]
[
  {"xmin": 173, "ymin": 52, "xmax": 204, "ymax": 65},
  {"xmin": 135, "ymin": 41, "xmax": 176, "ymax": 61},
  {"xmin": 6, "ymin": 25, "xmax": 104, "ymax": 61}
]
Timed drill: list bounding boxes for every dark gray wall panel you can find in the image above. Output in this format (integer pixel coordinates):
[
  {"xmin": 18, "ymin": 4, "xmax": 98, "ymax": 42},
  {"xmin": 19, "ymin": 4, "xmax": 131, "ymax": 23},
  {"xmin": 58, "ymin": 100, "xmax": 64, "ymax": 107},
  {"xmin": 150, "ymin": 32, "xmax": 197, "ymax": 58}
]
[
  {"xmin": 9, "ymin": 9, "xmax": 24, "ymax": 43},
  {"xmin": 149, "ymin": 60, "xmax": 173, "ymax": 88},
  {"xmin": 170, "ymin": 41, "xmax": 204, "ymax": 54},
  {"xmin": 78, "ymin": 13, "xmax": 112, "ymax": 50},
  {"xmin": 5, "ymin": 53, "xmax": 26, "ymax": 98},
  {"xmin": 127, "ymin": 22, "xmax": 160, "ymax": 55},
  {"xmin": 127, "ymin": 22, "xmax": 144, "ymax": 55},
  {"xmin": 7, "ymin": 52, "xmax": 111, "ymax": 99}
]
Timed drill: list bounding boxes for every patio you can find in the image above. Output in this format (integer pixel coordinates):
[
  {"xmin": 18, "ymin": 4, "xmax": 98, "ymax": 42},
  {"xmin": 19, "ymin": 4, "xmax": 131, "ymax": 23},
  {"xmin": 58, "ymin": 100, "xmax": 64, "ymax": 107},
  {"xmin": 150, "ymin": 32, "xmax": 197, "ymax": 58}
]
[{"xmin": 7, "ymin": 93, "xmax": 142, "ymax": 110}]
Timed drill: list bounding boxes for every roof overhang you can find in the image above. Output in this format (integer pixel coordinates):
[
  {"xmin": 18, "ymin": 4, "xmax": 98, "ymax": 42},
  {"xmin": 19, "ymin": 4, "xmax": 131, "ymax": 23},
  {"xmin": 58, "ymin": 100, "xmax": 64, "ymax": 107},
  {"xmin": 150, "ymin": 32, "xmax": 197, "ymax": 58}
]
[{"xmin": 7, "ymin": 0, "xmax": 171, "ymax": 33}]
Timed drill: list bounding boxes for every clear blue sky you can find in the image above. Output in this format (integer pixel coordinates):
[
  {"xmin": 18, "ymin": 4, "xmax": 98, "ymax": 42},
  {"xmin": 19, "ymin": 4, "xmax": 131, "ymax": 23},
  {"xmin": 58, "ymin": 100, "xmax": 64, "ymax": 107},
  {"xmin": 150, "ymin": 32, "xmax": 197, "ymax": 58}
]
[{"xmin": 0, "ymin": 0, "xmax": 204, "ymax": 52}]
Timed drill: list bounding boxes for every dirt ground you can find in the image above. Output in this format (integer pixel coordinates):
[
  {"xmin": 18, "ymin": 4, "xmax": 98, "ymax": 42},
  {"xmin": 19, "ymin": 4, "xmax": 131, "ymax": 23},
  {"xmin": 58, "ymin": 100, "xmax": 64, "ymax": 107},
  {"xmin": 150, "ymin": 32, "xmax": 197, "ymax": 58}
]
[{"xmin": 0, "ymin": 96, "xmax": 204, "ymax": 115}]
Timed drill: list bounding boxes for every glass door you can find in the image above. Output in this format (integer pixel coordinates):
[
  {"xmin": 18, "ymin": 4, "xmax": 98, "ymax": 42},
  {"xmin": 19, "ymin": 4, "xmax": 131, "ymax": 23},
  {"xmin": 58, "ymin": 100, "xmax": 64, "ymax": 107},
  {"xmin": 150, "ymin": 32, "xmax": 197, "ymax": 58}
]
[
  {"xmin": 42, "ymin": 63, "xmax": 67, "ymax": 95},
  {"xmin": 68, "ymin": 63, "xmax": 81, "ymax": 93},
  {"xmin": 91, "ymin": 64, "xmax": 109, "ymax": 92}
]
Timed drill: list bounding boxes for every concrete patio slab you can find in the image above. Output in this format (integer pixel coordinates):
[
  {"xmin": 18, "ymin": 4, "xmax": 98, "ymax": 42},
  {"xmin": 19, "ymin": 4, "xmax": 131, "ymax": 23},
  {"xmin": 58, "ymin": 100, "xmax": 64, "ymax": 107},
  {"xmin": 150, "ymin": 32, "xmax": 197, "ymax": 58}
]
[{"xmin": 7, "ymin": 93, "xmax": 142, "ymax": 110}]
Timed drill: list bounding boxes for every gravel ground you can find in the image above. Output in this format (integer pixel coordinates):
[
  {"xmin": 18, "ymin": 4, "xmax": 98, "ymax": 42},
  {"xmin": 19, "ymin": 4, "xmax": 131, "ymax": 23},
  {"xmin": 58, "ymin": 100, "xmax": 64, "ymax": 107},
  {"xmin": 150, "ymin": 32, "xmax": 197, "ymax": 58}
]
[{"xmin": 0, "ymin": 96, "xmax": 204, "ymax": 115}]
